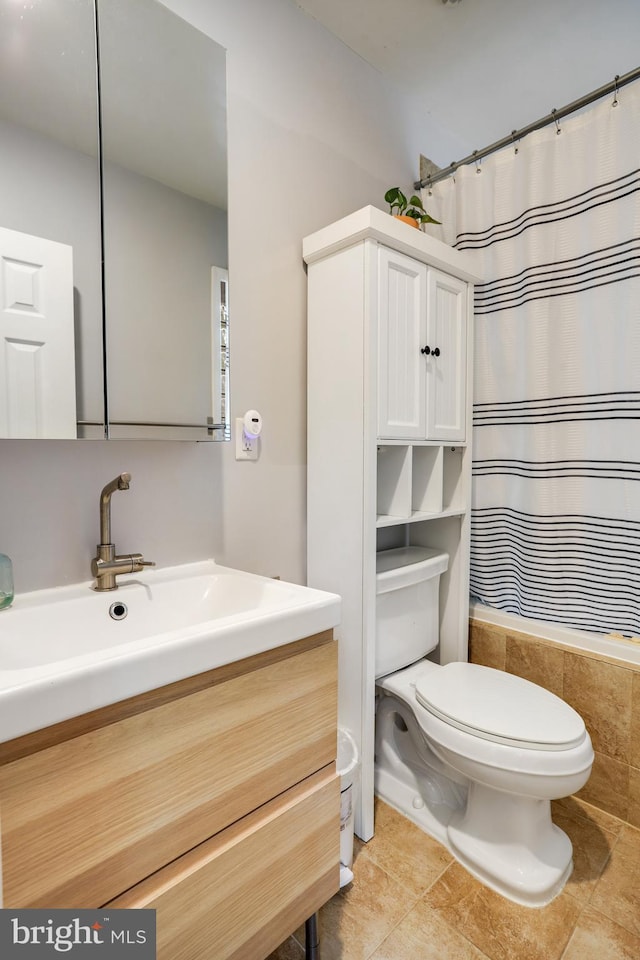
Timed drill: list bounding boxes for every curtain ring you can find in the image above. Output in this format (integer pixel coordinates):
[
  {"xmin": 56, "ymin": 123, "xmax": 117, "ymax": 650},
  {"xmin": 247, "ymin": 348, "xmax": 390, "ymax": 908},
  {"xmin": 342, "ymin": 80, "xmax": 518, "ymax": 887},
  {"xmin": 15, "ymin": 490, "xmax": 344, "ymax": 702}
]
[
  {"xmin": 473, "ymin": 150, "xmax": 481, "ymax": 174},
  {"xmin": 552, "ymin": 108, "xmax": 561, "ymax": 135},
  {"xmin": 612, "ymin": 74, "xmax": 619, "ymax": 108},
  {"xmin": 511, "ymin": 130, "xmax": 519, "ymax": 155},
  {"xmin": 427, "ymin": 177, "xmax": 433, "ymax": 197}
]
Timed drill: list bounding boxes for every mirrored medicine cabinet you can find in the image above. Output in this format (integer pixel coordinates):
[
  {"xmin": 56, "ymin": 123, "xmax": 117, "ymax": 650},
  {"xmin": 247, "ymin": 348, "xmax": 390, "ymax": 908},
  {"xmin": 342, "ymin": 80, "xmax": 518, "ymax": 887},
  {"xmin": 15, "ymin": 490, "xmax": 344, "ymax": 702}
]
[{"xmin": 0, "ymin": 0, "xmax": 229, "ymax": 440}]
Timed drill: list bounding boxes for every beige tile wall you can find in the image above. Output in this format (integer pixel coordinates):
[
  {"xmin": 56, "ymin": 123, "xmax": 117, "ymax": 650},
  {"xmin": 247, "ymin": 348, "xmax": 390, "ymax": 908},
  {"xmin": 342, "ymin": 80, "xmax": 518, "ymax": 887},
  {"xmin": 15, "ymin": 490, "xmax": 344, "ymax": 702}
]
[{"xmin": 468, "ymin": 619, "xmax": 640, "ymax": 827}]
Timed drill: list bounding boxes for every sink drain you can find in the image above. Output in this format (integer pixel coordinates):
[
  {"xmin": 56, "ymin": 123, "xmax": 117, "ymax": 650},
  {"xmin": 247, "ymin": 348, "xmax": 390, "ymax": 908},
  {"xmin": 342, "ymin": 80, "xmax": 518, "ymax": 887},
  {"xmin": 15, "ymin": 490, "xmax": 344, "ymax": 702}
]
[{"xmin": 109, "ymin": 601, "xmax": 128, "ymax": 621}]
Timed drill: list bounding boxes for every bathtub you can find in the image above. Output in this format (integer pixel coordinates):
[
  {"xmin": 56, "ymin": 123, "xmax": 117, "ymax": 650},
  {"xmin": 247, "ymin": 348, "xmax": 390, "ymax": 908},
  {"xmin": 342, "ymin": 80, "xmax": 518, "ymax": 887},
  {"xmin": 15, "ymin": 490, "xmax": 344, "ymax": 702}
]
[{"xmin": 469, "ymin": 600, "xmax": 640, "ymax": 669}]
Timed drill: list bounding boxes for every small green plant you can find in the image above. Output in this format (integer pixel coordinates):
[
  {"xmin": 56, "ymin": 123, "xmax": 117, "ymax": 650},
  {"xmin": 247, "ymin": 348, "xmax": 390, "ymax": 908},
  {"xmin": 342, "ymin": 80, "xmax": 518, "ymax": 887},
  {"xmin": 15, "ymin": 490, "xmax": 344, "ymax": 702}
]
[{"xmin": 384, "ymin": 187, "xmax": 441, "ymax": 226}]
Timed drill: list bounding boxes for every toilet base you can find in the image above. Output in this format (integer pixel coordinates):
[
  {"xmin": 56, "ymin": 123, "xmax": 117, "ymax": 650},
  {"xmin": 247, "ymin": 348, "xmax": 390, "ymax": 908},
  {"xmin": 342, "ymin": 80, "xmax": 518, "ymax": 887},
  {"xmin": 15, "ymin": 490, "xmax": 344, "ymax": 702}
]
[
  {"xmin": 447, "ymin": 782, "xmax": 574, "ymax": 907},
  {"xmin": 374, "ymin": 692, "xmax": 466, "ymax": 846},
  {"xmin": 375, "ymin": 763, "xmax": 574, "ymax": 907},
  {"xmin": 375, "ymin": 762, "xmax": 453, "ymax": 847}
]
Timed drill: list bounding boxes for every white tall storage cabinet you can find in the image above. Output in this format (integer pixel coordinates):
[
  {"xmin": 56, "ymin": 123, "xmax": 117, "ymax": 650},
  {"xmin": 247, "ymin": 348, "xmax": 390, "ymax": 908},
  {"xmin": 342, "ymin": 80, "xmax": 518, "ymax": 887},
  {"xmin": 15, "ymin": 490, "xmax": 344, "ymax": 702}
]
[{"xmin": 304, "ymin": 207, "xmax": 481, "ymax": 841}]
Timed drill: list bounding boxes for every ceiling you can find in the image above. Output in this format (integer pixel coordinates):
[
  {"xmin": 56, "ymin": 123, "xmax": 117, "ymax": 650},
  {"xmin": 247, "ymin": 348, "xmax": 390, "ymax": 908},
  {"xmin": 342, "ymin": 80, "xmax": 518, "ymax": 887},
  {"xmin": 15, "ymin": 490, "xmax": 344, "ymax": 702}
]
[{"xmin": 293, "ymin": 0, "xmax": 640, "ymax": 169}]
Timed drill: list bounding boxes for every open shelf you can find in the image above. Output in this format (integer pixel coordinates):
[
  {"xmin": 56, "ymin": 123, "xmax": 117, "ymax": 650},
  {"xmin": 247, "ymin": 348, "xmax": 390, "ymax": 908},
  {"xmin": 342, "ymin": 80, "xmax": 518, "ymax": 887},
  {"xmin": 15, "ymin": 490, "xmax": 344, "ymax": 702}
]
[
  {"xmin": 376, "ymin": 445, "xmax": 411, "ymax": 518},
  {"xmin": 376, "ymin": 443, "xmax": 446, "ymax": 523},
  {"xmin": 376, "ymin": 506, "xmax": 465, "ymax": 528}
]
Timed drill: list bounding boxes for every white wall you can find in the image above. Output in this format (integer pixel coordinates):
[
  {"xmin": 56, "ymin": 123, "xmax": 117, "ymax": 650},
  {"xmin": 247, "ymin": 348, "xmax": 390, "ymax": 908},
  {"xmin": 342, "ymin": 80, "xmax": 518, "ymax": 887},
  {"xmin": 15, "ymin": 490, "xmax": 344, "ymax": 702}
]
[
  {"xmin": 0, "ymin": 0, "xmax": 426, "ymax": 593},
  {"xmin": 162, "ymin": 0, "xmax": 434, "ymax": 585}
]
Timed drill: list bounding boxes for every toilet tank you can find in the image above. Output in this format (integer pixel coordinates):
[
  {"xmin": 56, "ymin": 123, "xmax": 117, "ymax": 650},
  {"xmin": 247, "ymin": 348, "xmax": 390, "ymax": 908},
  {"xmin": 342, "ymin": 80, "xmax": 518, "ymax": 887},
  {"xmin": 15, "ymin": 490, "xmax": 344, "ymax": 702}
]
[{"xmin": 375, "ymin": 546, "xmax": 449, "ymax": 679}]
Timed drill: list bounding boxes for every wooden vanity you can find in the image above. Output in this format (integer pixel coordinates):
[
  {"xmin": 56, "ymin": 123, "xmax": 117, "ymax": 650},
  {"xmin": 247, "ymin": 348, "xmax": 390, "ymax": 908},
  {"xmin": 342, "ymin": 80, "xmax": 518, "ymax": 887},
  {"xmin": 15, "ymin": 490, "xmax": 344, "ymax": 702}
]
[{"xmin": 0, "ymin": 629, "xmax": 339, "ymax": 959}]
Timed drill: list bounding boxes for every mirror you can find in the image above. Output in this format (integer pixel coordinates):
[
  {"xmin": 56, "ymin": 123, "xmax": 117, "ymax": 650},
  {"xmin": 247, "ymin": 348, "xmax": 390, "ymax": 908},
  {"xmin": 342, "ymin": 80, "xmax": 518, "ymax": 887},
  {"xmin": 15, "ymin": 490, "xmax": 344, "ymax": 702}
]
[
  {"xmin": 99, "ymin": 0, "xmax": 229, "ymax": 439},
  {"xmin": 0, "ymin": 0, "xmax": 229, "ymax": 440}
]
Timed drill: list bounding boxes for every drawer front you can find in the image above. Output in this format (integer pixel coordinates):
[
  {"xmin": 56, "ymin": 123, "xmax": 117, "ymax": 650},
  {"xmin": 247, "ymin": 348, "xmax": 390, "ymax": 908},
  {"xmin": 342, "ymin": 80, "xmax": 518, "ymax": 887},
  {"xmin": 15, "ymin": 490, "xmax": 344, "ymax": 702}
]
[
  {"xmin": 107, "ymin": 767, "xmax": 340, "ymax": 960},
  {"xmin": 0, "ymin": 637, "xmax": 337, "ymax": 908}
]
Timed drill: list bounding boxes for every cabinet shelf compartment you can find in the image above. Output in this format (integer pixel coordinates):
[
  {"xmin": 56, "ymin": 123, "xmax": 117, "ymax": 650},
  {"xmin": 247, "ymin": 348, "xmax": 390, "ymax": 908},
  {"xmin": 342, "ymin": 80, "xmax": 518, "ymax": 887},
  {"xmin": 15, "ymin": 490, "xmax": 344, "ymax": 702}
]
[
  {"xmin": 412, "ymin": 445, "xmax": 443, "ymax": 514},
  {"xmin": 376, "ymin": 445, "xmax": 411, "ymax": 520},
  {"xmin": 443, "ymin": 446, "xmax": 466, "ymax": 512}
]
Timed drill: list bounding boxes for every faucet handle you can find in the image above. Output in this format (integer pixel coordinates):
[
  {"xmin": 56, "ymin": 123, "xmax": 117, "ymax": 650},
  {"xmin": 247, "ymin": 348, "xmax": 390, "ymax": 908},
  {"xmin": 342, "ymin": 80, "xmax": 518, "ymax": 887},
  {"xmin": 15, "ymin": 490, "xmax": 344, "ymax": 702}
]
[{"xmin": 125, "ymin": 554, "xmax": 156, "ymax": 573}]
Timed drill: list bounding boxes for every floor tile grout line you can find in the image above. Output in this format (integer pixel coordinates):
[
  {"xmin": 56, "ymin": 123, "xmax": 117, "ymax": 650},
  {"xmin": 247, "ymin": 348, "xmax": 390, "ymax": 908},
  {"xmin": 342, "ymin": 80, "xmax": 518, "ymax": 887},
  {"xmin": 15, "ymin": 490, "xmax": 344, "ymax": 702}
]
[
  {"xmin": 553, "ymin": 808, "xmax": 626, "ymax": 845},
  {"xmin": 362, "ymin": 902, "xmax": 419, "ymax": 960},
  {"xmin": 364, "ymin": 859, "xmax": 490, "ymax": 960},
  {"xmin": 309, "ymin": 854, "xmax": 426, "ymax": 960},
  {"xmin": 565, "ymin": 843, "xmax": 611, "ymax": 911},
  {"xmin": 556, "ymin": 796, "xmax": 628, "ymax": 835},
  {"xmin": 570, "ymin": 903, "xmax": 640, "ymax": 952},
  {"xmin": 353, "ymin": 856, "xmax": 451, "ymax": 960},
  {"xmin": 558, "ymin": 920, "xmax": 581, "ymax": 960},
  {"xmin": 419, "ymin": 889, "xmax": 498, "ymax": 960},
  {"xmin": 565, "ymin": 886, "xmax": 595, "ymax": 910},
  {"xmin": 355, "ymin": 846, "xmax": 455, "ymax": 904},
  {"xmin": 585, "ymin": 847, "xmax": 640, "ymax": 944},
  {"xmin": 558, "ymin": 891, "xmax": 592, "ymax": 960}
]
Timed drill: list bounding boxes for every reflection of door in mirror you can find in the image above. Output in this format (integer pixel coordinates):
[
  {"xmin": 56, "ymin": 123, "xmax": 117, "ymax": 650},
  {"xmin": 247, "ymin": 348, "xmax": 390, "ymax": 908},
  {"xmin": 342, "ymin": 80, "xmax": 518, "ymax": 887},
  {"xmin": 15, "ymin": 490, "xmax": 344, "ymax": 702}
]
[
  {"xmin": 0, "ymin": 228, "xmax": 76, "ymax": 438},
  {"xmin": 98, "ymin": 0, "xmax": 229, "ymax": 440},
  {"xmin": 0, "ymin": 0, "xmax": 103, "ymax": 439}
]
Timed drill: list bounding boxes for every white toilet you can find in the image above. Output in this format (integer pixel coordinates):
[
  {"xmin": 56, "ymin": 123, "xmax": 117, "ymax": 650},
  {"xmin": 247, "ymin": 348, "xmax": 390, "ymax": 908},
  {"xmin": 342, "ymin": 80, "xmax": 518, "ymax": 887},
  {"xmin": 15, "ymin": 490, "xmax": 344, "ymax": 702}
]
[{"xmin": 374, "ymin": 546, "xmax": 594, "ymax": 907}]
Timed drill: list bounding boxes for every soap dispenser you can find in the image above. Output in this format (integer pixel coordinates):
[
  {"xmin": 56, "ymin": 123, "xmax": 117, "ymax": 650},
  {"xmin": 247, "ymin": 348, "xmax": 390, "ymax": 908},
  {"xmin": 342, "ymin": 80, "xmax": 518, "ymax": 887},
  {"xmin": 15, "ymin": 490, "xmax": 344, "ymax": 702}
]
[{"xmin": 0, "ymin": 553, "xmax": 14, "ymax": 609}]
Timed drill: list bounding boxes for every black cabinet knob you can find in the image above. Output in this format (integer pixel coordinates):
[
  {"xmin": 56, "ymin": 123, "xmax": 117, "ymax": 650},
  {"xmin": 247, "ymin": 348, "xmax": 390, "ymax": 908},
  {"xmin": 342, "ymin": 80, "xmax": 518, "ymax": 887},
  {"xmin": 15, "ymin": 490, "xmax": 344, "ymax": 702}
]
[
  {"xmin": 420, "ymin": 345, "xmax": 431, "ymax": 355},
  {"xmin": 432, "ymin": 347, "xmax": 441, "ymax": 357}
]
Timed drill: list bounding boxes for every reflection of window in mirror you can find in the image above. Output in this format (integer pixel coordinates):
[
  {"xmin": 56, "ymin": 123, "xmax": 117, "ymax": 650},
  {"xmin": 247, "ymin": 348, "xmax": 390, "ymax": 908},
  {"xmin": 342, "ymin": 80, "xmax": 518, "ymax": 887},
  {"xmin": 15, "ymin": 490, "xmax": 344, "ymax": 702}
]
[{"xmin": 212, "ymin": 267, "xmax": 230, "ymax": 440}]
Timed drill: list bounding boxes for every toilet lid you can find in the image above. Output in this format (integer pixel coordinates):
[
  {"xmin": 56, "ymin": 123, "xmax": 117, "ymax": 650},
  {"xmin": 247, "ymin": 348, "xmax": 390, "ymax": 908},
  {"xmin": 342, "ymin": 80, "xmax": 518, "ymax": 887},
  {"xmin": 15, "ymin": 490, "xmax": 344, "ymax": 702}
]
[{"xmin": 415, "ymin": 662, "xmax": 586, "ymax": 751}]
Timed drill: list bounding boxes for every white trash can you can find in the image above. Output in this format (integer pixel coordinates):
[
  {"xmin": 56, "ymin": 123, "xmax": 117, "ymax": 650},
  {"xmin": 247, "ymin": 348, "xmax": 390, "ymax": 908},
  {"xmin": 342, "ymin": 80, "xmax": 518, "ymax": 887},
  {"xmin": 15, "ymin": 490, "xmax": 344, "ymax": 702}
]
[{"xmin": 337, "ymin": 728, "xmax": 360, "ymax": 887}]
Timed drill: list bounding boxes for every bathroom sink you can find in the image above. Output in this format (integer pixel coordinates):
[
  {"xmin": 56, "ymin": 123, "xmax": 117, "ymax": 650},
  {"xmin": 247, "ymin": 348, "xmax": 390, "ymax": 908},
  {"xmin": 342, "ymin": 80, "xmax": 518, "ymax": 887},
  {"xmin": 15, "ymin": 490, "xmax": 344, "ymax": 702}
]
[{"xmin": 0, "ymin": 560, "xmax": 341, "ymax": 743}]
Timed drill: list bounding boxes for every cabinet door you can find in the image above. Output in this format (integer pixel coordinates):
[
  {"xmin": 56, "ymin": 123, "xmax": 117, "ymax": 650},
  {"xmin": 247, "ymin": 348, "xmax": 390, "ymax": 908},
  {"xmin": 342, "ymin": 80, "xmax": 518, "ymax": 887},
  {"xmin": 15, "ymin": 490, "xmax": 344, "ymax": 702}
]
[
  {"xmin": 107, "ymin": 767, "xmax": 340, "ymax": 960},
  {"xmin": 377, "ymin": 246, "xmax": 427, "ymax": 439},
  {"xmin": 426, "ymin": 268, "xmax": 467, "ymax": 441}
]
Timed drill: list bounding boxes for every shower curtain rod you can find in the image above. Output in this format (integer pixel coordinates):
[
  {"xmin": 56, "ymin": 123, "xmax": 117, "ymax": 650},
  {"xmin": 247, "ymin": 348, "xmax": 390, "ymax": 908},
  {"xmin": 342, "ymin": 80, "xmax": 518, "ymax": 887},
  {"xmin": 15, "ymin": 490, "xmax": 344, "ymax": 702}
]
[{"xmin": 414, "ymin": 65, "xmax": 640, "ymax": 190}]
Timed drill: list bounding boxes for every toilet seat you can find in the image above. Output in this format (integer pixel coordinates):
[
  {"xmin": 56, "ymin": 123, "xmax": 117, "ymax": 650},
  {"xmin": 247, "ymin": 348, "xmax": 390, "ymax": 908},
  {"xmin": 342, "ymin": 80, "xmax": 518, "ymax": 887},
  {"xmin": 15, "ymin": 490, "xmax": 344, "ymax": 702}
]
[{"xmin": 415, "ymin": 661, "xmax": 585, "ymax": 751}]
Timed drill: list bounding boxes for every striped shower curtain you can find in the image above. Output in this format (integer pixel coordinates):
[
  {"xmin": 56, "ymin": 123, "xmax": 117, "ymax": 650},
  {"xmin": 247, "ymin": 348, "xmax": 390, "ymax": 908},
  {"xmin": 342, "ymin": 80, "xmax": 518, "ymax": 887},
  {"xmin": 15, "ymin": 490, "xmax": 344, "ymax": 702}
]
[{"xmin": 423, "ymin": 81, "xmax": 640, "ymax": 637}]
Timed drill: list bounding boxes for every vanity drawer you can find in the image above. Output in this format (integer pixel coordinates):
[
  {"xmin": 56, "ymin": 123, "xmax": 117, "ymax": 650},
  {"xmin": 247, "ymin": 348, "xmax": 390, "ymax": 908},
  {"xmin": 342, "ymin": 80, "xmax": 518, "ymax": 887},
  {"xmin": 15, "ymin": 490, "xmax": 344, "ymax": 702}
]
[
  {"xmin": 0, "ymin": 632, "xmax": 337, "ymax": 908},
  {"xmin": 106, "ymin": 766, "xmax": 340, "ymax": 960}
]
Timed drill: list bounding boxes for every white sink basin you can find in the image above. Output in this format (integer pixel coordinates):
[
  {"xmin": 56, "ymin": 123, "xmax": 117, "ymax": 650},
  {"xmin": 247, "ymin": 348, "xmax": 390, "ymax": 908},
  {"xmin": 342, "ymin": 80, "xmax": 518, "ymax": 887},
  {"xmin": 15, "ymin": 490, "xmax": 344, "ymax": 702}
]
[{"xmin": 0, "ymin": 560, "xmax": 341, "ymax": 743}]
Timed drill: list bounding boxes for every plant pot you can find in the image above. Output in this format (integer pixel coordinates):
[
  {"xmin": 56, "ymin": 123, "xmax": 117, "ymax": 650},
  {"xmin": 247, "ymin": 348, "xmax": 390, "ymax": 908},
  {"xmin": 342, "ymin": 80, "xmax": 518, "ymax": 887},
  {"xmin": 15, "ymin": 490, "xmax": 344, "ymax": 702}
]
[{"xmin": 394, "ymin": 215, "xmax": 420, "ymax": 229}]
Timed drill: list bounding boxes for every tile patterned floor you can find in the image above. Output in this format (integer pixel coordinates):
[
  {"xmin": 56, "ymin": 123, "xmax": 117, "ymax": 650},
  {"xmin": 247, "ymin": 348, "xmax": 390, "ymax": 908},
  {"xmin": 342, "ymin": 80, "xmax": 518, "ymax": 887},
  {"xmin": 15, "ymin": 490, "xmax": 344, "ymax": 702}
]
[{"xmin": 269, "ymin": 795, "xmax": 640, "ymax": 960}]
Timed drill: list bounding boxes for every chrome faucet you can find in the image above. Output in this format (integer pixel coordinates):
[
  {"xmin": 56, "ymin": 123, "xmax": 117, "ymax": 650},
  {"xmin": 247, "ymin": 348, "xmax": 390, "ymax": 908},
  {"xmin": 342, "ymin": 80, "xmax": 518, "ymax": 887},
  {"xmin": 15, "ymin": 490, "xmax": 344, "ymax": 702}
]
[{"xmin": 91, "ymin": 472, "xmax": 155, "ymax": 591}]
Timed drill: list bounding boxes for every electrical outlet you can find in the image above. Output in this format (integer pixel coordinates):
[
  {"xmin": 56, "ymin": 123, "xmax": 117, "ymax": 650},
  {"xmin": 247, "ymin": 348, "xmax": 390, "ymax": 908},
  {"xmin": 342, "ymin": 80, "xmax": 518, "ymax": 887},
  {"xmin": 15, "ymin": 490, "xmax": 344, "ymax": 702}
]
[{"xmin": 235, "ymin": 417, "xmax": 259, "ymax": 460}]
